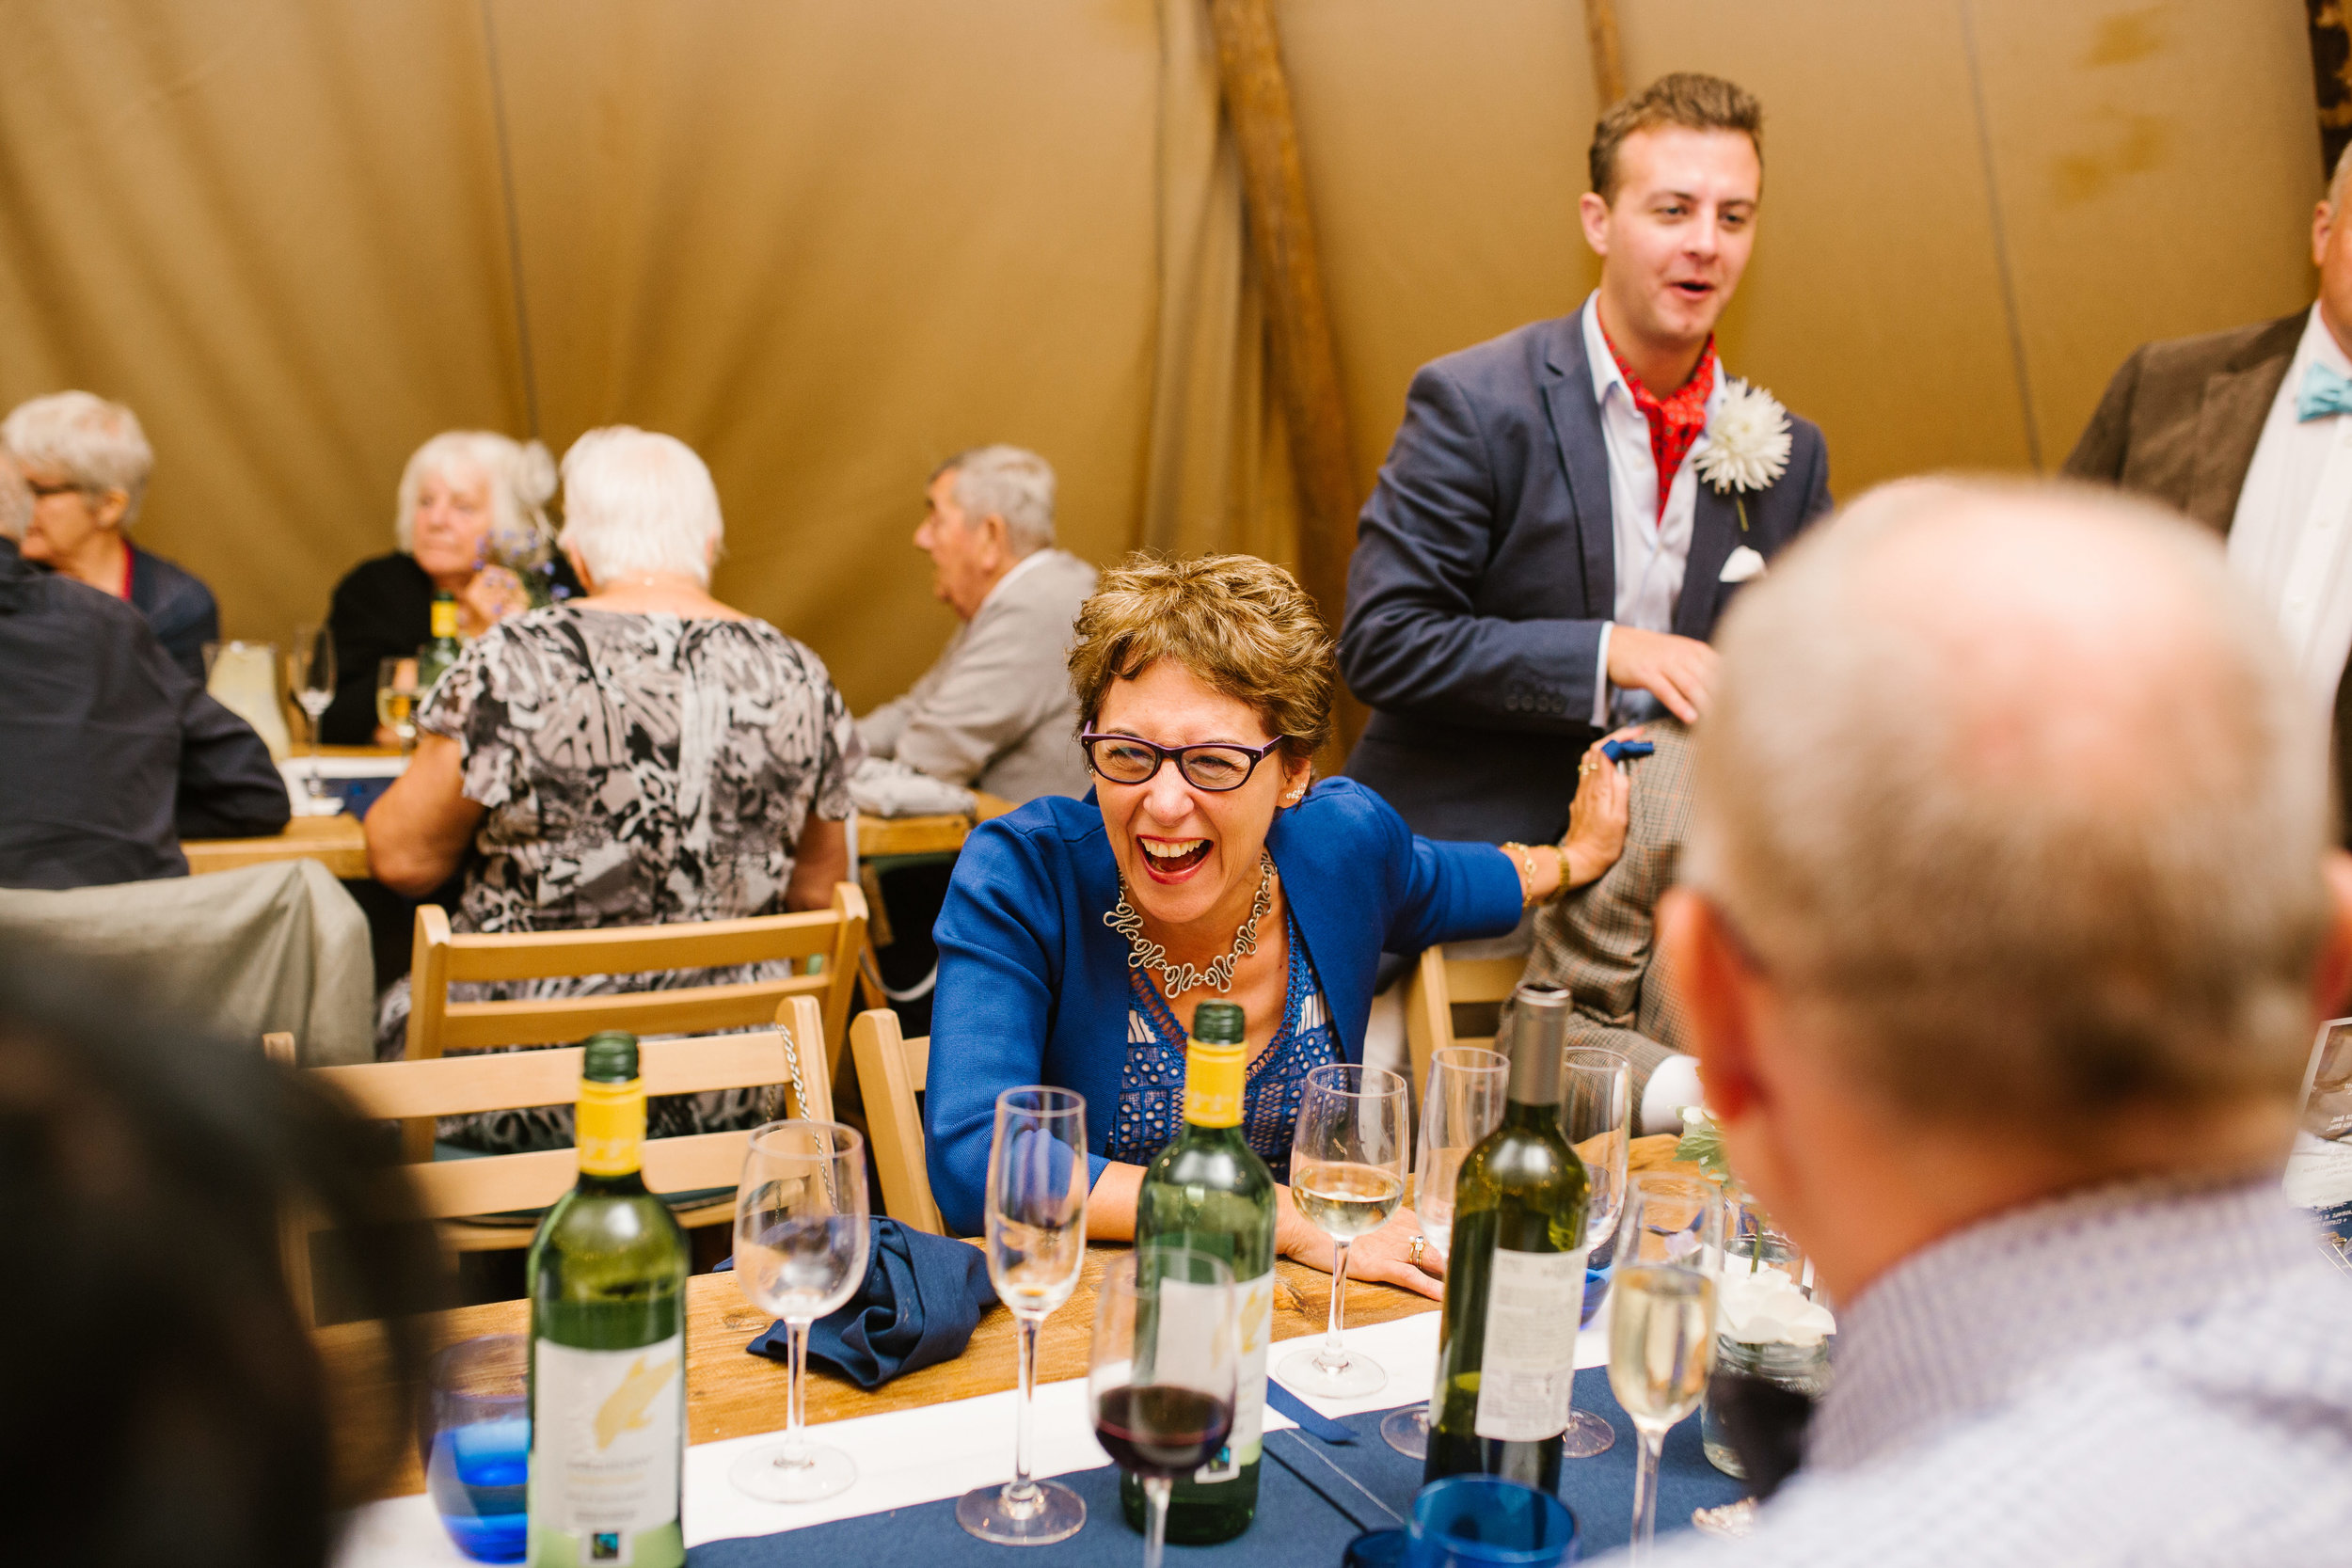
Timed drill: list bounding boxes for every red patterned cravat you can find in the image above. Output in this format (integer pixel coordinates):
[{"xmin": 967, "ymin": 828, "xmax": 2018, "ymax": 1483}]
[{"xmin": 1601, "ymin": 328, "xmax": 1719, "ymax": 522}]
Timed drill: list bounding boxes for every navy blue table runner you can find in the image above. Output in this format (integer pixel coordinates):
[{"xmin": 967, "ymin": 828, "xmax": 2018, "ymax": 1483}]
[{"xmin": 689, "ymin": 1367, "xmax": 1747, "ymax": 1565}]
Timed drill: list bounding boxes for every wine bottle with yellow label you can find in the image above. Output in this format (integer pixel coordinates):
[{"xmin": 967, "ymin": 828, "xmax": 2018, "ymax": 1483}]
[
  {"xmin": 527, "ymin": 1032, "xmax": 690, "ymax": 1568},
  {"xmin": 416, "ymin": 591, "xmax": 464, "ymax": 699},
  {"xmin": 1122, "ymin": 1001, "xmax": 1278, "ymax": 1544}
]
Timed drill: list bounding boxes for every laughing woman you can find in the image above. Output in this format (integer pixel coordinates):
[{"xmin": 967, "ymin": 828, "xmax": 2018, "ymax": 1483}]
[{"xmin": 925, "ymin": 553, "xmax": 1631, "ymax": 1296}]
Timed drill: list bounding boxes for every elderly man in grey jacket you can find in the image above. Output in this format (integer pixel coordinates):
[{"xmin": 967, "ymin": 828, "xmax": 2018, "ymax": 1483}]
[{"xmin": 860, "ymin": 446, "xmax": 1096, "ymax": 804}]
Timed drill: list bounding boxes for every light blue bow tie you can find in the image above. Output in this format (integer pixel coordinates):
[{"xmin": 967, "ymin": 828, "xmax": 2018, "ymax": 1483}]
[{"xmin": 2297, "ymin": 360, "xmax": 2352, "ymax": 421}]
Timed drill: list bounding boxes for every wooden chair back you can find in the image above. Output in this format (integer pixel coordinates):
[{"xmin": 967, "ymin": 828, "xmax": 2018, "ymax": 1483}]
[
  {"xmin": 400, "ymin": 882, "xmax": 866, "ymax": 1158},
  {"xmin": 278, "ymin": 998, "xmax": 834, "ymax": 1322},
  {"xmin": 1402, "ymin": 948, "xmax": 1528, "ymax": 1105},
  {"xmin": 848, "ymin": 1007, "xmax": 944, "ymax": 1235}
]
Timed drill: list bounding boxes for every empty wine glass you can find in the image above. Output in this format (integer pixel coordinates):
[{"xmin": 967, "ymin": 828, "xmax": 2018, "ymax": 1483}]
[
  {"xmin": 1090, "ymin": 1249, "xmax": 1237, "ymax": 1568},
  {"xmin": 288, "ymin": 624, "xmax": 336, "ymax": 800},
  {"xmin": 1559, "ymin": 1047, "xmax": 1632, "ymax": 1458},
  {"xmin": 1609, "ymin": 1172, "xmax": 1724, "ymax": 1563},
  {"xmin": 375, "ymin": 656, "xmax": 421, "ymax": 754},
  {"xmin": 1381, "ymin": 1045, "xmax": 1506, "ymax": 1458},
  {"xmin": 958, "ymin": 1086, "xmax": 1089, "ymax": 1545},
  {"xmin": 728, "ymin": 1120, "xmax": 872, "ymax": 1504},
  {"xmin": 1278, "ymin": 1062, "xmax": 1409, "ymax": 1400}
]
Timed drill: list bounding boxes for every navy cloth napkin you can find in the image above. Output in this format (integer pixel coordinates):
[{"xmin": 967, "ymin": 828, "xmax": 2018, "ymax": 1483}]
[{"xmin": 742, "ymin": 1218, "xmax": 998, "ymax": 1389}]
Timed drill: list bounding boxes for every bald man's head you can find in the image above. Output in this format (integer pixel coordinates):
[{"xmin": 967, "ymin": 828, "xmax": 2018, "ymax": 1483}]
[
  {"xmin": 0, "ymin": 450, "xmax": 26, "ymax": 543},
  {"xmin": 1684, "ymin": 478, "xmax": 2332, "ymax": 1131}
]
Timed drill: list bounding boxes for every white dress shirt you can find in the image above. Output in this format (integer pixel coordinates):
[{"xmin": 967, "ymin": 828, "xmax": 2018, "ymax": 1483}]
[
  {"xmin": 1635, "ymin": 1178, "xmax": 2352, "ymax": 1568},
  {"xmin": 2229, "ymin": 305, "xmax": 2352, "ymax": 716},
  {"xmin": 1581, "ymin": 293, "xmax": 1727, "ymax": 727}
]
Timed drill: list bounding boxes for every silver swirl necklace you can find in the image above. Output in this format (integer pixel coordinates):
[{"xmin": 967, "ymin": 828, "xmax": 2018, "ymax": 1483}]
[{"xmin": 1104, "ymin": 850, "xmax": 1274, "ymax": 997}]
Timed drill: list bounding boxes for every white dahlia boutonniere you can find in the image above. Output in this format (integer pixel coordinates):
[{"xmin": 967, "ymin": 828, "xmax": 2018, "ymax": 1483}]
[{"xmin": 1692, "ymin": 378, "xmax": 1793, "ymax": 532}]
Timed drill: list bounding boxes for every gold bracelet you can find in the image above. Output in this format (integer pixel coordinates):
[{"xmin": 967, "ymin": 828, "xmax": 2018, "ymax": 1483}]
[
  {"xmin": 1545, "ymin": 842, "xmax": 1572, "ymax": 901},
  {"xmin": 1499, "ymin": 842, "xmax": 1538, "ymax": 906}
]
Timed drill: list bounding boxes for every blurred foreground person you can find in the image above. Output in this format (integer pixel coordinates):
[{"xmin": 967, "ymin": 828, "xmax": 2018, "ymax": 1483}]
[
  {"xmin": 2, "ymin": 389, "xmax": 216, "ymax": 680},
  {"xmin": 1641, "ymin": 481, "xmax": 2352, "ymax": 1565},
  {"xmin": 322, "ymin": 431, "xmax": 575, "ymax": 745},
  {"xmin": 0, "ymin": 450, "xmax": 287, "ymax": 888},
  {"xmin": 859, "ymin": 445, "xmax": 1096, "ymax": 804},
  {"xmin": 0, "ymin": 947, "xmax": 438, "ymax": 1568},
  {"xmin": 365, "ymin": 426, "xmax": 855, "ymax": 1150},
  {"xmin": 2067, "ymin": 141, "xmax": 2352, "ymax": 843}
]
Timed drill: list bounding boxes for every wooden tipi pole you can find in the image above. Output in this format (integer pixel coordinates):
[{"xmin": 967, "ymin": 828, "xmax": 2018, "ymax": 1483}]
[{"xmin": 1582, "ymin": 0, "xmax": 1627, "ymax": 107}]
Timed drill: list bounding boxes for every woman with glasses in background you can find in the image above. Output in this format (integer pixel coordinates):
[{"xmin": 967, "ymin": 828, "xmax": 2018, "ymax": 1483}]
[{"xmin": 925, "ymin": 552, "xmax": 1631, "ymax": 1295}]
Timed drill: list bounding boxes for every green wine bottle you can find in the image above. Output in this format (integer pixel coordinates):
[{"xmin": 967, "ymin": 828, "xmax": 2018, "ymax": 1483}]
[
  {"xmin": 416, "ymin": 592, "xmax": 463, "ymax": 697},
  {"xmin": 1423, "ymin": 983, "xmax": 1591, "ymax": 1490},
  {"xmin": 527, "ymin": 1032, "xmax": 690, "ymax": 1568},
  {"xmin": 1122, "ymin": 1001, "xmax": 1278, "ymax": 1544}
]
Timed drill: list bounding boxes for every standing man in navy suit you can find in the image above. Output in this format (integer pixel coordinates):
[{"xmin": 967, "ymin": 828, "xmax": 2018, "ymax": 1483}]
[{"xmin": 1342, "ymin": 73, "xmax": 1833, "ymax": 846}]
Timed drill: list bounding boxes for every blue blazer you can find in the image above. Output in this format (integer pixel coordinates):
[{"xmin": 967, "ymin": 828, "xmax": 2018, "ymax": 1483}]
[
  {"xmin": 1340, "ymin": 311, "xmax": 1832, "ymax": 847},
  {"xmin": 924, "ymin": 777, "xmax": 1522, "ymax": 1235}
]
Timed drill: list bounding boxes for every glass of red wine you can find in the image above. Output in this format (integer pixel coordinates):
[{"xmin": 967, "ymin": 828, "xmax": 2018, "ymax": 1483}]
[{"xmin": 1089, "ymin": 1248, "xmax": 1238, "ymax": 1568}]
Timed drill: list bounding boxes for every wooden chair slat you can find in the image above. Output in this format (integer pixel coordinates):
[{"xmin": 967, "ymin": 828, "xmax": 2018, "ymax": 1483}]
[
  {"xmin": 1404, "ymin": 949, "xmax": 1529, "ymax": 1110},
  {"xmin": 850, "ymin": 1007, "xmax": 945, "ymax": 1235},
  {"xmin": 433, "ymin": 979, "xmax": 824, "ymax": 1053},
  {"xmin": 405, "ymin": 1131, "xmax": 752, "ymax": 1221},
  {"xmin": 315, "ymin": 1032, "xmax": 787, "ymax": 1121},
  {"xmin": 438, "ymin": 910, "xmax": 850, "ymax": 983}
]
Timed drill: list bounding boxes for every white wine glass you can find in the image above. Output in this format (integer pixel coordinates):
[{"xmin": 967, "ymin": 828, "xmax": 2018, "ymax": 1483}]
[
  {"xmin": 375, "ymin": 656, "xmax": 421, "ymax": 755},
  {"xmin": 1380, "ymin": 1045, "xmax": 1506, "ymax": 1458},
  {"xmin": 1609, "ymin": 1172, "xmax": 1724, "ymax": 1563},
  {"xmin": 1090, "ymin": 1250, "xmax": 1237, "ymax": 1568},
  {"xmin": 1559, "ymin": 1047, "xmax": 1632, "ymax": 1458},
  {"xmin": 1278, "ymin": 1062, "xmax": 1408, "ymax": 1399},
  {"xmin": 287, "ymin": 624, "xmax": 336, "ymax": 800},
  {"xmin": 957, "ymin": 1086, "xmax": 1089, "ymax": 1545},
  {"xmin": 728, "ymin": 1120, "xmax": 872, "ymax": 1504}
]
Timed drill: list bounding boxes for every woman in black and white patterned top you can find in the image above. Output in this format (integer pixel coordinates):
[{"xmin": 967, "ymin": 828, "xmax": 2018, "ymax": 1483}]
[{"xmin": 366, "ymin": 426, "xmax": 858, "ymax": 1155}]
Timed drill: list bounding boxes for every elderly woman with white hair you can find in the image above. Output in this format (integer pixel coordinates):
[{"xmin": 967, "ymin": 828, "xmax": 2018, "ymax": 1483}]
[
  {"xmin": 363, "ymin": 426, "xmax": 858, "ymax": 1152},
  {"xmin": 320, "ymin": 430, "xmax": 579, "ymax": 745},
  {"xmin": 3, "ymin": 391, "xmax": 216, "ymax": 680}
]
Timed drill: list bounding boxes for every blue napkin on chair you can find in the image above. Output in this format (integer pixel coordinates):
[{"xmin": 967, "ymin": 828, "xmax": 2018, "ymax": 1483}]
[{"xmin": 740, "ymin": 1218, "xmax": 999, "ymax": 1389}]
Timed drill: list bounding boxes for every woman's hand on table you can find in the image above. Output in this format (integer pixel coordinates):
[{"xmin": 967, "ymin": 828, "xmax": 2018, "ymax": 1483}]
[
  {"xmin": 1278, "ymin": 1194, "xmax": 1443, "ymax": 1302},
  {"xmin": 1560, "ymin": 727, "xmax": 1637, "ymax": 889}
]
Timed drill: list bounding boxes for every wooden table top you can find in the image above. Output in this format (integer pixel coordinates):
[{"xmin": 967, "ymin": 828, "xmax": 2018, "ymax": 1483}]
[
  {"xmin": 184, "ymin": 813, "xmax": 372, "ymax": 879},
  {"xmin": 319, "ymin": 1244, "xmax": 1434, "ymax": 1505}
]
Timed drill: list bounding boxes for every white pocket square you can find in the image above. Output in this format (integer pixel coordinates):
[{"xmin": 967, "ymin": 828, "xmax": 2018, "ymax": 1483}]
[{"xmin": 1720, "ymin": 546, "xmax": 1767, "ymax": 584}]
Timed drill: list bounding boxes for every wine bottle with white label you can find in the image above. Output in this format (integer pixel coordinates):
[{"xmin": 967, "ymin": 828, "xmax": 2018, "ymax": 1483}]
[
  {"xmin": 527, "ymin": 1032, "xmax": 690, "ymax": 1568},
  {"xmin": 1122, "ymin": 1001, "xmax": 1278, "ymax": 1544},
  {"xmin": 1423, "ymin": 983, "xmax": 1590, "ymax": 1490}
]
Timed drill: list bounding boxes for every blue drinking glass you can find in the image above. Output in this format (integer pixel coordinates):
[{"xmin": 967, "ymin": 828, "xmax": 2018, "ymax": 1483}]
[
  {"xmin": 421, "ymin": 1335, "xmax": 531, "ymax": 1563},
  {"xmin": 1404, "ymin": 1475, "xmax": 1580, "ymax": 1568}
]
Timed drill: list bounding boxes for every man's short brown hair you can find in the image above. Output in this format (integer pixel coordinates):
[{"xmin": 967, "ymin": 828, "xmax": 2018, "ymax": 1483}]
[
  {"xmin": 1589, "ymin": 72, "xmax": 1764, "ymax": 204},
  {"xmin": 1068, "ymin": 552, "xmax": 1333, "ymax": 764}
]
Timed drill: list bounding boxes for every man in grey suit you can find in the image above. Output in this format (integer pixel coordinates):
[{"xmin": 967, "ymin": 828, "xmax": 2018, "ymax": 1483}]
[
  {"xmin": 2066, "ymin": 144, "xmax": 2352, "ymax": 841},
  {"xmin": 860, "ymin": 445, "xmax": 1096, "ymax": 804},
  {"xmin": 1341, "ymin": 73, "xmax": 1832, "ymax": 847}
]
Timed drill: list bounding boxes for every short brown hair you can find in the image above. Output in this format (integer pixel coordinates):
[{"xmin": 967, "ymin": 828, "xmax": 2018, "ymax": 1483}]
[
  {"xmin": 1589, "ymin": 72, "xmax": 1763, "ymax": 204},
  {"xmin": 1069, "ymin": 552, "xmax": 1334, "ymax": 763}
]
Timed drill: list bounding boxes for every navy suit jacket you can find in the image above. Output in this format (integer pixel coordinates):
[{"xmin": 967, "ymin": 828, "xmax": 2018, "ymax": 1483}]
[
  {"xmin": 923, "ymin": 778, "xmax": 1521, "ymax": 1235},
  {"xmin": 1340, "ymin": 313, "xmax": 1832, "ymax": 845}
]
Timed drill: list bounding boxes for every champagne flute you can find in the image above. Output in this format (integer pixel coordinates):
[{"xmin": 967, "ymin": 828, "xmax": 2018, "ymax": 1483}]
[
  {"xmin": 1090, "ymin": 1249, "xmax": 1237, "ymax": 1568},
  {"xmin": 957, "ymin": 1086, "xmax": 1089, "ymax": 1545},
  {"xmin": 1609, "ymin": 1172, "xmax": 1724, "ymax": 1563},
  {"xmin": 287, "ymin": 624, "xmax": 336, "ymax": 800},
  {"xmin": 1559, "ymin": 1047, "xmax": 1632, "ymax": 1458},
  {"xmin": 375, "ymin": 656, "xmax": 421, "ymax": 755},
  {"xmin": 1278, "ymin": 1062, "xmax": 1409, "ymax": 1399},
  {"xmin": 1380, "ymin": 1045, "xmax": 1507, "ymax": 1458},
  {"xmin": 728, "ymin": 1120, "xmax": 872, "ymax": 1504}
]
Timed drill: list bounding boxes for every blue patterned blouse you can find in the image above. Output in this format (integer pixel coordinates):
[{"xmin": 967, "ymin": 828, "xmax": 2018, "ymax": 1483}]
[{"xmin": 1103, "ymin": 911, "xmax": 1340, "ymax": 1180}]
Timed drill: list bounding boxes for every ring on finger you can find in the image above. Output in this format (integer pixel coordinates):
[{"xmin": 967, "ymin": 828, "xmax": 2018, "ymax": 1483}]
[{"xmin": 1407, "ymin": 1233, "xmax": 1427, "ymax": 1266}]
